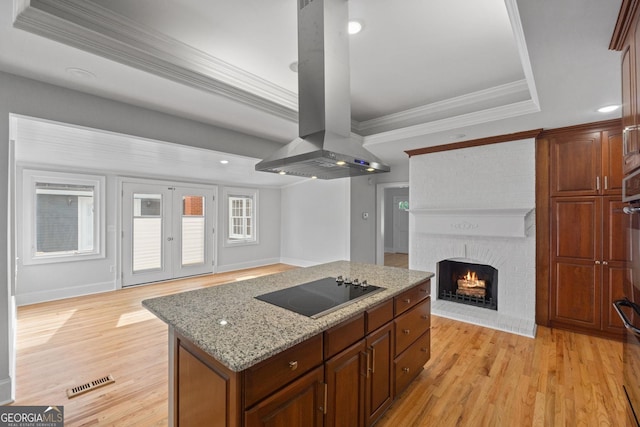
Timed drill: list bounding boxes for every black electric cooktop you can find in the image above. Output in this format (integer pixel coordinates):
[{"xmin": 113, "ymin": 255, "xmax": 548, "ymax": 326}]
[{"xmin": 255, "ymin": 277, "xmax": 385, "ymax": 319}]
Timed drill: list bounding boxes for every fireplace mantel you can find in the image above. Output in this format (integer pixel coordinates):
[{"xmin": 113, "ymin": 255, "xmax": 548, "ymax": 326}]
[{"xmin": 411, "ymin": 208, "xmax": 535, "ymax": 238}]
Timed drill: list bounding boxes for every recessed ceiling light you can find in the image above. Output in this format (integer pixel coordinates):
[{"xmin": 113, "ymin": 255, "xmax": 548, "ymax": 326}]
[
  {"xmin": 220, "ymin": 160, "xmax": 229, "ymax": 164},
  {"xmin": 279, "ymin": 170, "xmax": 287, "ymax": 175},
  {"xmin": 65, "ymin": 67, "xmax": 95, "ymax": 79},
  {"xmin": 289, "ymin": 61, "xmax": 298, "ymax": 73},
  {"xmin": 366, "ymin": 168, "xmax": 375, "ymax": 172},
  {"xmin": 336, "ymin": 160, "xmax": 346, "ymax": 166},
  {"xmin": 597, "ymin": 105, "xmax": 620, "ymax": 113},
  {"xmin": 311, "ymin": 176, "xmax": 318, "ymax": 179},
  {"xmin": 348, "ymin": 20, "xmax": 363, "ymax": 35}
]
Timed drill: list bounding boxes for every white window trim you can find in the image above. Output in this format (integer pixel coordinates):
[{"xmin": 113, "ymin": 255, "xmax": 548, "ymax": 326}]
[
  {"xmin": 22, "ymin": 169, "xmax": 106, "ymax": 265},
  {"xmin": 223, "ymin": 186, "xmax": 258, "ymax": 247}
]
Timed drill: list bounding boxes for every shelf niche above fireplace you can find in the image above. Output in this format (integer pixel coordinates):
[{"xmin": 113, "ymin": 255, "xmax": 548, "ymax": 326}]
[{"xmin": 437, "ymin": 259, "xmax": 498, "ymax": 310}]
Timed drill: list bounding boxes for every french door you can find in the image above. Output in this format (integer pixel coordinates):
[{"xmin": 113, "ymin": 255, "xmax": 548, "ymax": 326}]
[{"xmin": 121, "ymin": 182, "xmax": 215, "ymax": 287}]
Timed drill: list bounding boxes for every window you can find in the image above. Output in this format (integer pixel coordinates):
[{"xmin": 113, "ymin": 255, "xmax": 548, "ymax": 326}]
[
  {"xmin": 224, "ymin": 187, "xmax": 258, "ymax": 245},
  {"xmin": 23, "ymin": 170, "xmax": 105, "ymax": 264}
]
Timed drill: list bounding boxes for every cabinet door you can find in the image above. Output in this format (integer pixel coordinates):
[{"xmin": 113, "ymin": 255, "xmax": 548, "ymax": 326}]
[
  {"xmin": 550, "ymin": 197, "xmax": 602, "ymax": 330},
  {"xmin": 602, "ymin": 128, "xmax": 624, "ymax": 194},
  {"xmin": 603, "ymin": 264, "xmax": 629, "ymax": 335},
  {"xmin": 245, "ymin": 366, "xmax": 324, "ymax": 427},
  {"xmin": 365, "ymin": 323, "xmax": 394, "ymax": 427},
  {"xmin": 603, "ymin": 197, "xmax": 631, "ymax": 336},
  {"xmin": 325, "ymin": 340, "xmax": 366, "ymax": 427},
  {"xmin": 551, "ymin": 197, "xmax": 602, "ymax": 261},
  {"xmin": 623, "ymin": 41, "xmax": 640, "ymax": 174},
  {"xmin": 550, "ymin": 132, "xmax": 601, "ymax": 196}
]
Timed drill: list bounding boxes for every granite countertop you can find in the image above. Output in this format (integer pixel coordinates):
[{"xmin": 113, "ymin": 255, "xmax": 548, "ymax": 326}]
[{"xmin": 142, "ymin": 261, "xmax": 434, "ymax": 372}]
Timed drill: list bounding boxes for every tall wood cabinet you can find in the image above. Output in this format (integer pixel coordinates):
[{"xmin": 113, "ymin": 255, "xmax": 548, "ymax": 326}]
[
  {"xmin": 611, "ymin": 0, "xmax": 640, "ymax": 174},
  {"xmin": 538, "ymin": 120, "xmax": 629, "ymax": 339}
]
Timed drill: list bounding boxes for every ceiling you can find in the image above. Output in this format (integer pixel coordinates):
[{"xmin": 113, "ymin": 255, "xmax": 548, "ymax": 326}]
[{"xmin": 0, "ymin": 0, "xmax": 625, "ymax": 179}]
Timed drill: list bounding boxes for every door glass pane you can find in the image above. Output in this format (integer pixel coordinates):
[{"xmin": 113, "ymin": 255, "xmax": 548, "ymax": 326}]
[
  {"xmin": 182, "ymin": 195, "xmax": 205, "ymax": 266},
  {"xmin": 133, "ymin": 193, "xmax": 162, "ymax": 272}
]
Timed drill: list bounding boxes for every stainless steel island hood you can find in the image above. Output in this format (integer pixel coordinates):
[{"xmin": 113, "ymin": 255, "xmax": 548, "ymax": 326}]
[{"xmin": 255, "ymin": 0, "xmax": 390, "ymax": 179}]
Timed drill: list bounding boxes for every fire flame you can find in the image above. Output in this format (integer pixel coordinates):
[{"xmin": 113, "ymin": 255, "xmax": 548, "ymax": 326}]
[{"xmin": 464, "ymin": 271, "xmax": 478, "ymax": 281}]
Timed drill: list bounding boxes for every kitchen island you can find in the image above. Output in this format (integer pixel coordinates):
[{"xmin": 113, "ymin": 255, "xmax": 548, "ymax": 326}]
[{"xmin": 143, "ymin": 261, "xmax": 434, "ymax": 427}]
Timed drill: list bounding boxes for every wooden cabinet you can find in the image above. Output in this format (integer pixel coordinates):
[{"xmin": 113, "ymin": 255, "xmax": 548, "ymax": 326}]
[
  {"xmin": 614, "ymin": 3, "xmax": 640, "ymax": 174},
  {"xmin": 172, "ymin": 279, "xmax": 431, "ymax": 427},
  {"xmin": 364, "ymin": 323, "xmax": 393, "ymax": 427},
  {"xmin": 393, "ymin": 298, "xmax": 431, "ymax": 395},
  {"xmin": 245, "ymin": 366, "xmax": 325, "ymax": 427},
  {"xmin": 325, "ymin": 340, "xmax": 366, "ymax": 427},
  {"xmin": 549, "ymin": 126, "xmax": 623, "ymax": 197},
  {"xmin": 544, "ymin": 123, "xmax": 628, "ymax": 339}
]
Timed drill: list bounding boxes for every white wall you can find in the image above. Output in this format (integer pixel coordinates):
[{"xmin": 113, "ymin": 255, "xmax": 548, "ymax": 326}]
[
  {"xmin": 350, "ymin": 175, "xmax": 376, "ymax": 263},
  {"xmin": 280, "ymin": 179, "xmax": 350, "ymax": 266}
]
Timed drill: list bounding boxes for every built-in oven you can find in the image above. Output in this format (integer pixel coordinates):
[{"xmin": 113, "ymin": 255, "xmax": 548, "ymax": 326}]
[{"xmin": 617, "ymin": 168, "xmax": 640, "ymax": 426}]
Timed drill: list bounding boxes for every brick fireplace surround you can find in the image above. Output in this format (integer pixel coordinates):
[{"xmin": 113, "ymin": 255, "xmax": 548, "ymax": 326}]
[{"xmin": 408, "ymin": 138, "xmax": 536, "ymax": 337}]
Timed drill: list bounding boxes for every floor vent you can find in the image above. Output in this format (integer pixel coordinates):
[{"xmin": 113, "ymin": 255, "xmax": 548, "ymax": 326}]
[{"xmin": 66, "ymin": 374, "xmax": 115, "ymax": 398}]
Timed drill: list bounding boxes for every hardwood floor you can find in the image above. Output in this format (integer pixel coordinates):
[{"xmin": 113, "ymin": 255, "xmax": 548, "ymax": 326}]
[
  {"xmin": 12, "ymin": 264, "xmax": 627, "ymax": 426},
  {"xmin": 384, "ymin": 252, "xmax": 408, "ymax": 268}
]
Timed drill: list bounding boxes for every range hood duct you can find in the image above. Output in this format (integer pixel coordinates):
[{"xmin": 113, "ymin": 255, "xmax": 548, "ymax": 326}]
[{"xmin": 255, "ymin": 0, "xmax": 390, "ymax": 179}]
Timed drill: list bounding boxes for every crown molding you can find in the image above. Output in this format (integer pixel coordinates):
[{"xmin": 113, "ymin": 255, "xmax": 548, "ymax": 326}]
[
  {"xmin": 363, "ymin": 99, "xmax": 541, "ymax": 146},
  {"xmin": 504, "ymin": 0, "xmax": 539, "ymax": 107},
  {"xmin": 14, "ymin": 0, "xmax": 298, "ymax": 121},
  {"xmin": 354, "ymin": 79, "xmax": 530, "ymax": 134}
]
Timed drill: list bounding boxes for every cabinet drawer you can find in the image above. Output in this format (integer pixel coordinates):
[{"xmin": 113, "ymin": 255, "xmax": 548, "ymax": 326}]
[
  {"xmin": 324, "ymin": 313, "xmax": 365, "ymax": 359},
  {"xmin": 244, "ymin": 334, "xmax": 323, "ymax": 408},
  {"xmin": 394, "ymin": 280, "xmax": 430, "ymax": 316},
  {"xmin": 366, "ymin": 299, "xmax": 393, "ymax": 334},
  {"xmin": 394, "ymin": 330, "xmax": 430, "ymax": 396},
  {"xmin": 394, "ymin": 297, "xmax": 430, "ymax": 355}
]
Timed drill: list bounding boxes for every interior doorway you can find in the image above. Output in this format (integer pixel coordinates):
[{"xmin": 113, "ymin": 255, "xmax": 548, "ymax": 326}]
[{"xmin": 376, "ymin": 182, "xmax": 409, "ymax": 268}]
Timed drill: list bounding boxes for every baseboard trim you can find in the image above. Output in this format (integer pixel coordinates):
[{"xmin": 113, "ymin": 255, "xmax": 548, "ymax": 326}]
[
  {"xmin": 278, "ymin": 258, "xmax": 324, "ymax": 268},
  {"xmin": 16, "ymin": 281, "xmax": 115, "ymax": 306},
  {"xmin": 216, "ymin": 258, "xmax": 282, "ymax": 273},
  {"xmin": 0, "ymin": 377, "xmax": 13, "ymax": 405}
]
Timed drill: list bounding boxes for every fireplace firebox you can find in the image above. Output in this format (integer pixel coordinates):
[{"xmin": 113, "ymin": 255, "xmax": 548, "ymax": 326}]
[{"xmin": 437, "ymin": 259, "xmax": 498, "ymax": 310}]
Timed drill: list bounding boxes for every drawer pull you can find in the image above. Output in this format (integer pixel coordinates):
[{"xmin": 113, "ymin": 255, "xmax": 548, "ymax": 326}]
[
  {"xmin": 288, "ymin": 361, "xmax": 298, "ymax": 371},
  {"xmin": 419, "ymin": 288, "xmax": 428, "ymax": 293},
  {"xmin": 402, "ymin": 367, "xmax": 410, "ymax": 373},
  {"xmin": 403, "ymin": 298, "xmax": 411, "ymax": 304},
  {"xmin": 421, "ymin": 315, "xmax": 429, "ymax": 320},
  {"xmin": 421, "ymin": 347, "xmax": 428, "ymax": 353},
  {"xmin": 403, "ymin": 329, "xmax": 411, "ymax": 335}
]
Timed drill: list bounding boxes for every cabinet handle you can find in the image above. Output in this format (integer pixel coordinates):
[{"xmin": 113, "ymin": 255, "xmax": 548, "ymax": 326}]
[
  {"xmin": 595, "ymin": 260, "xmax": 601, "ymax": 265},
  {"xmin": 421, "ymin": 347, "xmax": 428, "ymax": 353},
  {"xmin": 403, "ymin": 298, "xmax": 411, "ymax": 304},
  {"xmin": 419, "ymin": 288, "xmax": 428, "ymax": 293},
  {"xmin": 603, "ymin": 261, "xmax": 609, "ymax": 265},
  {"xmin": 596, "ymin": 176, "xmax": 600, "ymax": 191},
  {"xmin": 421, "ymin": 315, "xmax": 429, "ymax": 320},
  {"xmin": 370, "ymin": 347, "xmax": 375, "ymax": 375},
  {"xmin": 320, "ymin": 382, "xmax": 327, "ymax": 414},
  {"xmin": 288, "ymin": 360, "xmax": 298, "ymax": 371},
  {"xmin": 402, "ymin": 367, "xmax": 410, "ymax": 374},
  {"xmin": 604, "ymin": 176, "xmax": 608, "ymax": 190},
  {"xmin": 403, "ymin": 329, "xmax": 411, "ymax": 335}
]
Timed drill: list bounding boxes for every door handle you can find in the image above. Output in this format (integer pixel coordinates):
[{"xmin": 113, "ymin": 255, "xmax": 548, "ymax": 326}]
[
  {"xmin": 624, "ymin": 206, "xmax": 640, "ymax": 214},
  {"xmin": 613, "ymin": 299, "xmax": 640, "ymax": 337}
]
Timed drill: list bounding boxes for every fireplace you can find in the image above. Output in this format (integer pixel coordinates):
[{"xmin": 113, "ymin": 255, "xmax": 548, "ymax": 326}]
[{"xmin": 437, "ymin": 259, "xmax": 498, "ymax": 310}]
